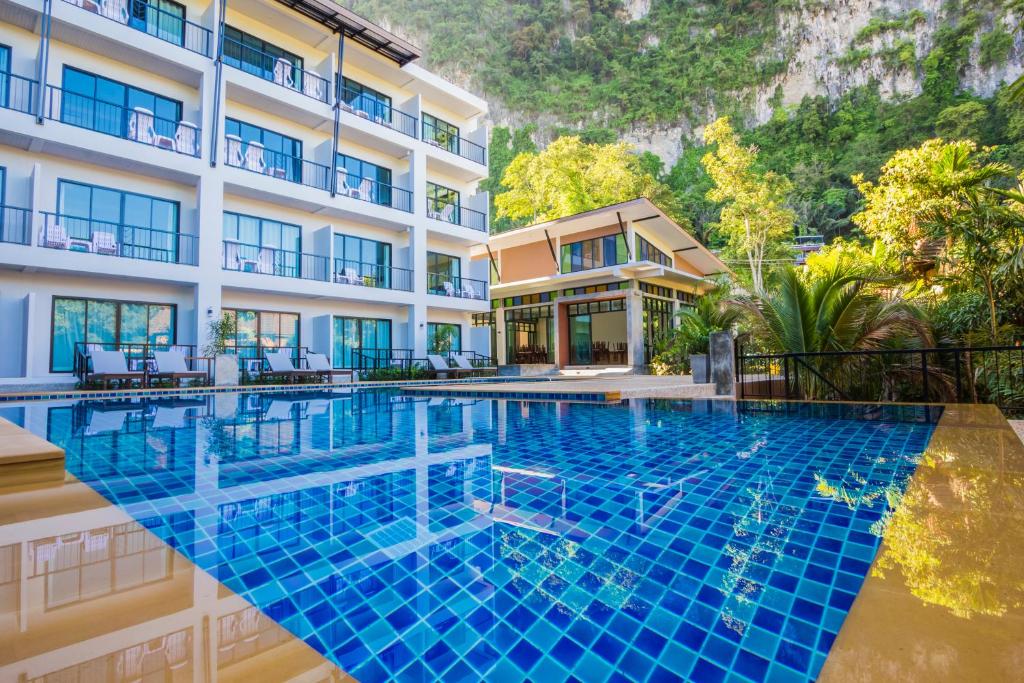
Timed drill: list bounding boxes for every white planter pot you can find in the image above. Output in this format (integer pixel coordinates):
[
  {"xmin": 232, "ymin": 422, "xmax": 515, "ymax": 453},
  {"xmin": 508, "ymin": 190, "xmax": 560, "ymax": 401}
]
[{"xmin": 213, "ymin": 354, "xmax": 240, "ymax": 387}]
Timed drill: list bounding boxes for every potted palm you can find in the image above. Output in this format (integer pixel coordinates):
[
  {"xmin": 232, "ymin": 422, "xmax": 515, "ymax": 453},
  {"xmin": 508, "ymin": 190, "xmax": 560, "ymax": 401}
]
[{"xmin": 203, "ymin": 312, "xmax": 239, "ymax": 386}]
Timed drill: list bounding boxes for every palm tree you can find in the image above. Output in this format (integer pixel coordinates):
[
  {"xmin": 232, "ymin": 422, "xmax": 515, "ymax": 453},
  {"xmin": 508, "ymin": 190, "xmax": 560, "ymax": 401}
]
[{"xmin": 730, "ymin": 265, "xmax": 933, "ymax": 399}]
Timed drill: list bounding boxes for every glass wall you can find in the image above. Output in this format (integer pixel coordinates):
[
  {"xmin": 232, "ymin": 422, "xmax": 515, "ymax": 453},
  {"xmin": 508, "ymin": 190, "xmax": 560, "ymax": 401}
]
[
  {"xmin": 129, "ymin": 0, "xmax": 186, "ymax": 46},
  {"xmin": 333, "ymin": 234, "xmax": 392, "ymax": 288},
  {"xmin": 61, "ymin": 66, "xmax": 182, "ymax": 140},
  {"xmin": 566, "ymin": 299, "xmax": 627, "ymax": 365},
  {"xmin": 340, "ymin": 77, "xmax": 391, "ymax": 120},
  {"xmin": 336, "ymin": 154, "xmax": 392, "ymax": 206},
  {"xmin": 333, "ymin": 317, "xmax": 391, "ymax": 369},
  {"xmin": 51, "ymin": 296, "xmax": 176, "ymax": 372},
  {"xmin": 560, "ymin": 234, "xmax": 628, "ymax": 273},
  {"xmin": 636, "ymin": 234, "xmax": 672, "ymax": 267},
  {"xmin": 426, "ymin": 182, "xmax": 460, "ymax": 221},
  {"xmin": 422, "ymin": 113, "xmax": 459, "ymax": 152},
  {"xmin": 222, "ymin": 26, "xmax": 303, "ymax": 82},
  {"xmin": 0, "ymin": 45, "xmax": 10, "ymax": 109},
  {"xmin": 225, "ymin": 118, "xmax": 303, "ymax": 182},
  {"xmin": 427, "ymin": 323, "xmax": 461, "ymax": 353},
  {"xmin": 223, "ymin": 309, "xmax": 299, "ymax": 353},
  {"xmin": 427, "ymin": 251, "xmax": 461, "ymax": 295}
]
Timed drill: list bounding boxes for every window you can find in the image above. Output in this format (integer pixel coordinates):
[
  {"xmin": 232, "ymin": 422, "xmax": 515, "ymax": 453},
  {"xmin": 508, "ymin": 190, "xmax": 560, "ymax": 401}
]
[
  {"xmin": 427, "ymin": 251, "xmax": 460, "ymax": 295},
  {"xmin": 222, "ymin": 26, "xmax": 303, "ymax": 84},
  {"xmin": 57, "ymin": 180, "xmax": 180, "ymax": 261},
  {"xmin": 129, "ymin": 0, "xmax": 186, "ymax": 46},
  {"xmin": 340, "ymin": 77, "xmax": 391, "ymax": 120},
  {"xmin": 636, "ymin": 234, "xmax": 672, "ymax": 267},
  {"xmin": 334, "ymin": 234, "xmax": 392, "ymax": 287},
  {"xmin": 559, "ymin": 234, "xmax": 628, "ymax": 273},
  {"xmin": 61, "ymin": 66, "xmax": 182, "ymax": 141},
  {"xmin": 423, "ymin": 113, "xmax": 459, "ymax": 153},
  {"xmin": 427, "ymin": 323, "xmax": 461, "ymax": 353},
  {"xmin": 333, "ymin": 317, "xmax": 391, "ymax": 369},
  {"xmin": 223, "ymin": 212, "xmax": 300, "ymax": 251},
  {"xmin": 225, "ymin": 118, "xmax": 303, "ymax": 182},
  {"xmin": 426, "ymin": 182, "xmax": 460, "ymax": 220},
  {"xmin": 51, "ymin": 297, "xmax": 176, "ymax": 372},
  {"xmin": 223, "ymin": 309, "xmax": 300, "ymax": 357},
  {"xmin": 562, "ymin": 282, "xmax": 629, "ymax": 297},
  {"xmin": 0, "ymin": 44, "xmax": 10, "ymax": 109},
  {"xmin": 337, "ymin": 154, "xmax": 392, "ymax": 206}
]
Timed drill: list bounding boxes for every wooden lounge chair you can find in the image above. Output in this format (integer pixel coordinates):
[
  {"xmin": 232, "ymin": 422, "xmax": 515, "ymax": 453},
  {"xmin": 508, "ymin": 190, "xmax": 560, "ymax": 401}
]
[
  {"xmin": 306, "ymin": 353, "xmax": 354, "ymax": 383},
  {"xmin": 88, "ymin": 349, "xmax": 145, "ymax": 388},
  {"xmin": 150, "ymin": 350, "xmax": 208, "ymax": 387},
  {"xmin": 263, "ymin": 351, "xmax": 315, "ymax": 383},
  {"xmin": 427, "ymin": 354, "xmax": 474, "ymax": 379},
  {"xmin": 453, "ymin": 354, "xmax": 496, "ymax": 376}
]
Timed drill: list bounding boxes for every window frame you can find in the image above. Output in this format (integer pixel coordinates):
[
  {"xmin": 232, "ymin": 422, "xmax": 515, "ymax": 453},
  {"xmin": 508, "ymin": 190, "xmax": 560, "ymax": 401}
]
[
  {"xmin": 61, "ymin": 65, "xmax": 183, "ymax": 136},
  {"xmin": 333, "ymin": 316, "xmax": 392, "ymax": 369},
  {"xmin": 427, "ymin": 322, "xmax": 462, "ymax": 354}
]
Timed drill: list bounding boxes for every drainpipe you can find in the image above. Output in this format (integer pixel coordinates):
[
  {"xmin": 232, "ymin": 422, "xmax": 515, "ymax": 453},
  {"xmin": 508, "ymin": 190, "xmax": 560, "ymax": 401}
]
[
  {"xmin": 35, "ymin": 0, "xmax": 53, "ymax": 123},
  {"xmin": 209, "ymin": 0, "xmax": 227, "ymax": 167},
  {"xmin": 330, "ymin": 32, "xmax": 344, "ymax": 197}
]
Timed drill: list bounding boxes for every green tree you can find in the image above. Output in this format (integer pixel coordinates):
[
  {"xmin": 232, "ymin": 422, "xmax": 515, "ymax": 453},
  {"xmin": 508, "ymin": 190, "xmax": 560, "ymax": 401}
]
[
  {"xmin": 702, "ymin": 117, "xmax": 795, "ymax": 293},
  {"xmin": 650, "ymin": 282, "xmax": 742, "ymax": 375},
  {"xmin": 494, "ymin": 135, "xmax": 682, "ymax": 224}
]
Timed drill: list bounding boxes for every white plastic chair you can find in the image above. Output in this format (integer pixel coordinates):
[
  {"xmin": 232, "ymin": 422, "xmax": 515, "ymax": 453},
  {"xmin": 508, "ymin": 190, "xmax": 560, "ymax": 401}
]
[
  {"xmin": 225, "ymin": 134, "xmax": 244, "ymax": 166},
  {"xmin": 244, "ymin": 141, "xmax": 266, "ymax": 173},
  {"xmin": 101, "ymin": 0, "xmax": 129, "ymax": 23},
  {"xmin": 91, "ymin": 231, "xmax": 119, "ymax": 255},
  {"xmin": 337, "ymin": 267, "xmax": 362, "ymax": 285},
  {"xmin": 440, "ymin": 204, "xmax": 455, "ymax": 223},
  {"xmin": 443, "ymin": 281, "xmax": 456, "ymax": 297},
  {"xmin": 41, "ymin": 222, "xmax": 70, "ymax": 249},
  {"xmin": 256, "ymin": 248, "xmax": 274, "ymax": 275},
  {"xmin": 175, "ymin": 121, "xmax": 198, "ymax": 156},
  {"xmin": 462, "ymin": 282, "xmax": 479, "ymax": 299},
  {"xmin": 129, "ymin": 107, "xmax": 156, "ymax": 145},
  {"xmin": 273, "ymin": 58, "xmax": 295, "ymax": 88},
  {"xmin": 303, "ymin": 75, "xmax": 324, "ymax": 100}
]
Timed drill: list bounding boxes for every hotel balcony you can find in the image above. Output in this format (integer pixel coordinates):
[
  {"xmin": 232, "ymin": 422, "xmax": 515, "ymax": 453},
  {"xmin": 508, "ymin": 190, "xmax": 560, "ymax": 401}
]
[
  {"xmin": 339, "ymin": 84, "xmax": 418, "ymax": 139},
  {"xmin": 0, "ymin": 205, "xmax": 32, "ymax": 245},
  {"xmin": 427, "ymin": 200, "xmax": 487, "ymax": 233},
  {"xmin": 333, "ymin": 258, "xmax": 413, "ymax": 292},
  {"xmin": 224, "ymin": 135, "xmax": 329, "ymax": 192},
  {"xmin": 0, "ymin": 71, "xmax": 39, "ymax": 116},
  {"xmin": 59, "ymin": 0, "xmax": 213, "ymax": 57},
  {"xmin": 427, "ymin": 272, "xmax": 487, "ymax": 300},
  {"xmin": 45, "ymin": 85, "xmax": 201, "ymax": 158},
  {"xmin": 40, "ymin": 212, "xmax": 199, "ymax": 265},
  {"xmin": 422, "ymin": 120, "xmax": 486, "ymax": 166},
  {"xmin": 222, "ymin": 35, "xmax": 330, "ymax": 104}
]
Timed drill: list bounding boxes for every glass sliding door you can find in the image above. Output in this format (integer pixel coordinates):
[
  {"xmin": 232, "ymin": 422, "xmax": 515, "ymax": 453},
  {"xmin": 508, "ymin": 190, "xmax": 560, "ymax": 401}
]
[
  {"xmin": 50, "ymin": 296, "xmax": 177, "ymax": 372},
  {"xmin": 333, "ymin": 234, "xmax": 392, "ymax": 288},
  {"xmin": 333, "ymin": 317, "xmax": 391, "ymax": 369},
  {"xmin": 569, "ymin": 315, "xmax": 592, "ymax": 365},
  {"xmin": 427, "ymin": 251, "xmax": 461, "ymax": 295},
  {"xmin": 427, "ymin": 323, "xmax": 461, "ymax": 354}
]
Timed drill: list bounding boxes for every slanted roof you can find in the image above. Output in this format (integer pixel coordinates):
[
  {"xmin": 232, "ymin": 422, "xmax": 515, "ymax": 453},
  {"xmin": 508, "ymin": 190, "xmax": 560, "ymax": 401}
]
[
  {"xmin": 272, "ymin": 0, "xmax": 421, "ymax": 65},
  {"xmin": 478, "ymin": 198, "xmax": 731, "ymax": 278}
]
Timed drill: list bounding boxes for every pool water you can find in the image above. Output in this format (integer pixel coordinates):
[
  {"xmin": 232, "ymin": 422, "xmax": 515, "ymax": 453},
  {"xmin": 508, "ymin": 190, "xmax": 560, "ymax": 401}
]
[{"xmin": 24, "ymin": 392, "xmax": 938, "ymax": 682}]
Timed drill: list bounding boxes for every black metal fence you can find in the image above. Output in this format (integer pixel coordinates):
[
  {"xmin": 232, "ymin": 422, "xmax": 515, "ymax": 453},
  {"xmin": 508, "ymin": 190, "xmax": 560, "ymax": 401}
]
[{"xmin": 736, "ymin": 345, "xmax": 1024, "ymax": 417}]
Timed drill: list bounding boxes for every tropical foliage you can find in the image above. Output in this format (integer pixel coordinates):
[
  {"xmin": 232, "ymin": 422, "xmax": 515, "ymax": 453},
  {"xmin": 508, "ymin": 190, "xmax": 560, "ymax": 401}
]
[{"xmin": 650, "ymin": 283, "xmax": 741, "ymax": 376}]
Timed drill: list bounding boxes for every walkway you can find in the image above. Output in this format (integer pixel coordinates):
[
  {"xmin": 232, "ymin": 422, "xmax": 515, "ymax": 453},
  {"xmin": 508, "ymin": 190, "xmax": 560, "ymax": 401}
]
[{"xmin": 403, "ymin": 374, "xmax": 717, "ymax": 401}]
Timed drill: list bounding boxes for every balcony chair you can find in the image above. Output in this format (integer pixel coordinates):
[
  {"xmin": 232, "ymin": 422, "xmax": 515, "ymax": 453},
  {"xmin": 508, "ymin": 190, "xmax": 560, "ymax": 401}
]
[
  {"xmin": 225, "ymin": 135, "xmax": 244, "ymax": 166},
  {"xmin": 453, "ymin": 354, "xmax": 496, "ymax": 376},
  {"xmin": 129, "ymin": 107, "xmax": 156, "ymax": 145},
  {"xmin": 91, "ymin": 231, "xmax": 119, "ymax": 256},
  {"xmin": 175, "ymin": 121, "xmax": 198, "ymax": 156},
  {"xmin": 262, "ymin": 350, "xmax": 315, "ymax": 383},
  {"xmin": 306, "ymin": 352, "xmax": 355, "ymax": 383},
  {"xmin": 339, "ymin": 99, "xmax": 355, "ymax": 114},
  {"xmin": 88, "ymin": 349, "xmax": 145, "ymax": 388},
  {"xmin": 101, "ymin": 0, "xmax": 129, "ymax": 23},
  {"xmin": 255, "ymin": 248, "xmax": 275, "ymax": 275},
  {"xmin": 273, "ymin": 58, "xmax": 296, "ymax": 89},
  {"xmin": 150, "ymin": 350, "xmax": 208, "ymax": 387},
  {"xmin": 348, "ymin": 178, "xmax": 372, "ymax": 201},
  {"xmin": 427, "ymin": 354, "xmax": 474, "ymax": 380},
  {"xmin": 302, "ymin": 75, "xmax": 324, "ymax": 100},
  {"xmin": 439, "ymin": 204, "xmax": 455, "ymax": 223},
  {"xmin": 40, "ymin": 222, "xmax": 70, "ymax": 250},
  {"xmin": 336, "ymin": 267, "xmax": 363, "ymax": 286},
  {"xmin": 461, "ymin": 282, "xmax": 482, "ymax": 299},
  {"xmin": 336, "ymin": 168, "xmax": 354, "ymax": 195},
  {"xmin": 244, "ymin": 141, "xmax": 267, "ymax": 174},
  {"xmin": 442, "ymin": 281, "xmax": 457, "ymax": 297}
]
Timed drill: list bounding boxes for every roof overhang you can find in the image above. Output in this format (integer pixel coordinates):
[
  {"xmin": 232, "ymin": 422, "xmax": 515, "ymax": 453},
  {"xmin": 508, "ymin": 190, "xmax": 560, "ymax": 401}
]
[
  {"xmin": 272, "ymin": 0, "xmax": 421, "ymax": 65},
  {"xmin": 476, "ymin": 198, "xmax": 731, "ymax": 279},
  {"xmin": 489, "ymin": 262, "xmax": 714, "ymax": 297}
]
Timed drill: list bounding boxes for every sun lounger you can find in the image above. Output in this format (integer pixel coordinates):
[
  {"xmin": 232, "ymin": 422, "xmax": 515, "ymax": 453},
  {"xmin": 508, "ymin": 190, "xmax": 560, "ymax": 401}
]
[
  {"xmin": 88, "ymin": 349, "xmax": 145, "ymax": 388},
  {"xmin": 85, "ymin": 409, "xmax": 130, "ymax": 435},
  {"xmin": 427, "ymin": 354, "xmax": 474, "ymax": 379},
  {"xmin": 453, "ymin": 354, "xmax": 496, "ymax": 376},
  {"xmin": 264, "ymin": 400, "xmax": 296, "ymax": 421},
  {"xmin": 150, "ymin": 350, "xmax": 207, "ymax": 387},
  {"xmin": 151, "ymin": 406, "xmax": 188, "ymax": 429},
  {"xmin": 263, "ymin": 351, "xmax": 315, "ymax": 383},
  {"xmin": 306, "ymin": 353, "xmax": 355, "ymax": 383}
]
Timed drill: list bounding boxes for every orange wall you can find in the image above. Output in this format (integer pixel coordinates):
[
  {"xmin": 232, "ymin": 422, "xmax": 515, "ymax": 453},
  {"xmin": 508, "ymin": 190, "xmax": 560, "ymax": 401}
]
[
  {"xmin": 673, "ymin": 253, "xmax": 703, "ymax": 276},
  {"xmin": 565, "ymin": 223, "xmax": 622, "ymax": 243},
  {"xmin": 500, "ymin": 241, "xmax": 558, "ymax": 281}
]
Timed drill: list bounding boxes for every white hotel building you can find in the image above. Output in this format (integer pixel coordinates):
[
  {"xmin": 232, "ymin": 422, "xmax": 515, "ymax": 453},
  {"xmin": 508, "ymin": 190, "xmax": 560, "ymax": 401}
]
[{"xmin": 0, "ymin": 0, "xmax": 492, "ymax": 386}]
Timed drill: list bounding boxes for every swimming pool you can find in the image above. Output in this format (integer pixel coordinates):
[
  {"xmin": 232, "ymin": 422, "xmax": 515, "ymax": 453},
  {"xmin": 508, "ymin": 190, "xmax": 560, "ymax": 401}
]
[{"xmin": 12, "ymin": 391, "xmax": 938, "ymax": 682}]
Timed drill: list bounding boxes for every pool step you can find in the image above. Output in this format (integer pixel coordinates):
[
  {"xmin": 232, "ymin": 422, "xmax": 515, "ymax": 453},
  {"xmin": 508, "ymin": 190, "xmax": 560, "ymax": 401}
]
[{"xmin": 0, "ymin": 417, "xmax": 65, "ymax": 487}]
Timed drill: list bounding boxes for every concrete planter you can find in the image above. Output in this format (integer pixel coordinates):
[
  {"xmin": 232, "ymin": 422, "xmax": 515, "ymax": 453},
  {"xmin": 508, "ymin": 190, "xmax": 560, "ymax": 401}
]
[
  {"xmin": 213, "ymin": 354, "xmax": 240, "ymax": 387},
  {"xmin": 690, "ymin": 354, "xmax": 709, "ymax": 383}
]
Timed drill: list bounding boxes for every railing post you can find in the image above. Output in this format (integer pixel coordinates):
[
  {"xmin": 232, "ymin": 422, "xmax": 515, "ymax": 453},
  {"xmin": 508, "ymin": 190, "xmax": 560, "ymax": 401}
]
[
  {"xmin": 921, "ymin": 351, "xmax": 929, "ymax": 402},
  {"xmin": 783, "ymin": 355, "xmax": 790, "ymax": 400},
  {"xmin": 953, "ymin": 349, "xmax": 963, "ymax": 403}
]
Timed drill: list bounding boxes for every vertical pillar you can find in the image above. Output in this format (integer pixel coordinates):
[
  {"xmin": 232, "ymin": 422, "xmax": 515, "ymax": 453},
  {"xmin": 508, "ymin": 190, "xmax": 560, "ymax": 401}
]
[
  {"xmin": 208, "ymin": 0, "xmax": 227, "ymax": 166},
  {"xmin": 625, "ymin": 284, "xmax": 644, "ymax": 372},
  {"xmin": 407, "ymin": 147, "xmax": 428, "ymax": 357},
  {"xmin": 494, "ymin": 306, "xmax": 506, "ymax": 365},
  {"xmin": 709, "ymin": 330, "xmax": 736, "ymax": 396},
  {"xmin": 195, "ymin": 175, "xmax": 224, "ymax": 352},
  {"xmin": 549, "ymin": 305, "xmax": 560, "ymax": 368}
]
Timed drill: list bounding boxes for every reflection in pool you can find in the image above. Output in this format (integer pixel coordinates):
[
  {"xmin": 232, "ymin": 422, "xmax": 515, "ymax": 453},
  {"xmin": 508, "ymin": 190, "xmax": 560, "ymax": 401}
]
[{"xmin": 12, "ymin": 391, "xmax": 938, "ymax": 682}]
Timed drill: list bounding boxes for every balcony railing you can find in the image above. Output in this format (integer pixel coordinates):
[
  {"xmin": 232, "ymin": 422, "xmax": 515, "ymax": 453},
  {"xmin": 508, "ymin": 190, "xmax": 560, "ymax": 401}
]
[
  {"xmin": 0, "ymin": 206, "xmax": 32, "ymax": 245},
  {"xmin": 62, "ymin": 0, "xmax": 213, "ymax": 57},
  {"xmin": 338, "ymin": 86, "xmax": 417, "ymax": 138},
  {"xmin": 225, "ymin": 136, "xmax": 330, "ymax": 191},
  {"xmin": 1, "ymin": 71, "xmax": 39, "ymax": 115},
  {"xmin": 40, "ymin": 212, "xmax": 197, "ymax": 265},
  {"xmin": 72, "ymin": 342, "xmax": 206, "ymax": 384},
  {"xmin": 427, "ymin": 201, "xmax": 487, "ymax": 232},
  {"xmin": 333, "ymin": 258, "xmax": 413, "ymax": 291},
  {"xmin": 427, "ymin": 272, "xmax": 488, "ymax": 300},
  {"xmin": 222, "ymin": 35, "xmax": 330, "ymax": 103},
  {"xmin": 422, "ymin": 121, "xmax": 486, "ymax": 165},
  {"xmin": 336, "ymin": 170, "xmax": 412, "ymax": 212},
  {"xmin": 221, "ymin": 344, "xmax": 311, "ymax": 379},
  {"xmin": 45, "ymin": 85, "xmax": 201, "ymax": 157},
  {"xmin": 222, "ymin": 241, "xmax": 329, "ymax": 281}
]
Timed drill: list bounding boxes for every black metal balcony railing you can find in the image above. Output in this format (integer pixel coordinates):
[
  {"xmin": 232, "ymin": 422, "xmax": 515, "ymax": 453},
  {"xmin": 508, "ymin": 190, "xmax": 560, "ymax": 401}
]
[
  {"xmin": 1, "ymin": 71, "xmax": 39, "ymax": 115},
  {"xmin": 352, "ymin": 347, "xmax": 414, "ymax": 372},
  {"xmin": 222, "ymin": 241, "xmax": 329, "ymax": 282},
  {"xmin": 62, "ymin": 0, "xmax": 213, "ymax": 57},
  {"xmin": 46, "ymin": 85, "xmax": 202, "ymax": 157},
  {"xmin": 427, "ymin": 272, "xmax": 488, "ymax": 300},
  {"xmin": 0, "ymin": 206, "xmax": 32, "ymax": 245},
  {"xmin": 72, "ymin": 342, "xmax": 206, "ymax": 383},
  {"xmin": 221, "ymin": 344, "xmax": 311, "ymax": 378},
  {"xmin": 333, "ymin": 258, "xmax": 413, "ymax": 292},
  {"xmin": 41, "ymin": 212, "xmax": 198, "ymax": 265},
  {"xmin": 222, "ymin": 36, "xmax": 330, "ymax": 103},
  {"xmin": 338, "ymin": 86, "xmax": 417, "ymax": 138},
  {"xmin": 225, "ymin": 136, "xmax": 330, "ymax": 191},
  {"xmin": 336, "ymin": 171, "xmax": 412, "ymax": 212},
  {"xmin": 422, "ymin": 121, "xmax": 486, "ymax": 165},
  {"xmin": 426, "ymin": 201, "xmax": 487, "ymax": 232}
]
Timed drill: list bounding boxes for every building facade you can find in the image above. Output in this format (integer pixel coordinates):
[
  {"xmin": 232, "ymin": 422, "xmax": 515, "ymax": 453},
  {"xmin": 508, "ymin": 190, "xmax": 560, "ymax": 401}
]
[
  {"xmin": 473, "ymin": 199, "xmax": 729, "ymax": 371},
  {"xmin": 0, "ymin": 0, "xmax": 491, "ymax": 386}
]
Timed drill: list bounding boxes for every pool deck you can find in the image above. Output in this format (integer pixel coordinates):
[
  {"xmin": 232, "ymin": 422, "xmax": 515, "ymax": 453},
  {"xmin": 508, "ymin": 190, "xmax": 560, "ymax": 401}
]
[
  {"xmin": 1, "ymin": 399, "xmax": 1023, "ymax": 681},
  {"xmin": 401, "ymin": 375, "xmax": 718, "ymax": 401}
]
